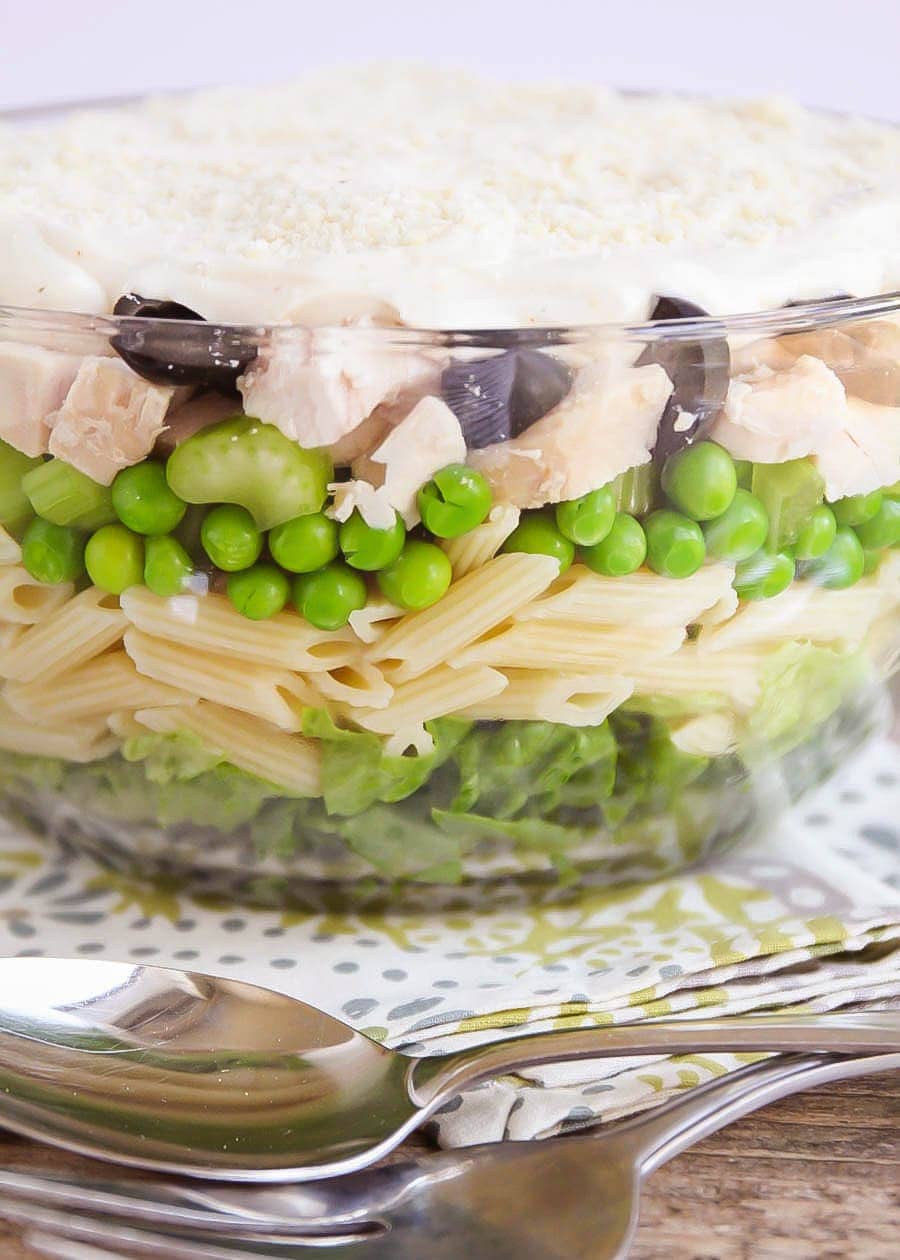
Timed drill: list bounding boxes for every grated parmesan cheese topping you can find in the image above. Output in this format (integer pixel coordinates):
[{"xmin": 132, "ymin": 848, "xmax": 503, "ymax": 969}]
[{"xmin": 1, "ymin": 64, "xmax": 899, "ymax": 326}]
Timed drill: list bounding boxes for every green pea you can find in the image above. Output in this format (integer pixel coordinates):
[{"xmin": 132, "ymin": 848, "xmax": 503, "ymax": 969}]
[
  {"xmin": 703, "ymin": 490, "xmax": 769, "ymax": 562},
  {"xmin": 339, "ymin": 511, "xmax": 406, "ymax": 571},
  {"xmin": 269, "ymin": 513, "xmax": 339, "ymax": 573},
  {"xmin": 831, "ymin": 490, "xmax": 883, "ymax": 527},
  {"xmin": 661, "ymin": 442, "xmax": 737, "ymax": 521},
  {"xmin": 144, "ymin": 535, "xmax": 194, "ymax": 598},
  {"xmin": 733, "ymin": 459, "xmax": 753, "ymax": 491},
  {"xmin": 581, "ymin": 513, "xmax": 647, "ymax": 576},
  {"xmin": 854, "ymin": 495, "xmax": 900, "ymax": 550},
  {"xmin": 376, "ymin": 541, "xmax": 453, "ymax": 611},
  {"xmin": 733, "ymin": 549, "xmax": 795, "ymax": 601},
  {"xmin": 555, "ymin": 485, "xmax": 617, "ymax": 547},
  {"xmin": 112, "ymin": 462, "xmax": 186, "ymax": 535},
  {"xmin": 226, "ymin": 564, "xmax": 290, "ymax": 620},
  {"xmin": 801, "ymin": 526, "xmax": 866, "ymax": 590},
  {"xmin": 85, "ymin": 524, "xmax": 144, "ymax": 595},
  {"xmin": 201, "ymin": 505, "xmax": 263, "ymax": 572},
  {"xmin": 293, "ymin": 563, "xmax": 368, "ymax": 630},
  {"xmin": 644, "ymin": 510, "xmax": 706, "ymax": 578},
  {"xmin": 501, "ymin": 511, "xmax": 576, "ymax": 572},
  {"xmin": 21, "ymin": 519, "xmax": 85, "ymax": 585},
  {"xmin": 793, "ymin": 505, "xmax": 837, "ymax": 560},
  {"xmin": 417, "ymin": 464, "xmax": 493, "ymax": 539},
  {"xmin": 166, "ymin": 416, "xmax": 333, "ymax": 531}
]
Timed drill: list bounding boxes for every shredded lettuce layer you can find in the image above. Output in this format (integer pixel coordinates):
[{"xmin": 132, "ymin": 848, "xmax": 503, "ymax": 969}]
[{"xmin": 0, "ymin": 711, "xmax": 717, "ymax": 882}]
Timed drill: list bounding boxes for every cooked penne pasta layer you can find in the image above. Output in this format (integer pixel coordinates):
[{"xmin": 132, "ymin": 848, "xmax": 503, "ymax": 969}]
[{"xmin": 0, "ymin": 548, "xmax": 892, "ymax": 802}]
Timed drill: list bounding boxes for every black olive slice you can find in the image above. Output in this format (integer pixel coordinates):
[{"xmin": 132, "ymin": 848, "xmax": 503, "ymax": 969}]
[
  {"xmin": 110, "ymin": 293, "xmax": 257, "ymax": 395},
  {"xmin": 113, "ymin": 294, "xmax": 204, "ymax": 321},
  {"xmin": 442, "ymin": 350, "xmax": 573, "ymax": 448},
  {"xmin": 637, "ymin": 295, "xmax": 731, "ymax": 461},
  {"xmin": 442, "ymin": 352, "xmax": 518, "ymax": 448},
  {"xmin": 510, "ymin": 351, "xmax": 574, "ymax": 434}
]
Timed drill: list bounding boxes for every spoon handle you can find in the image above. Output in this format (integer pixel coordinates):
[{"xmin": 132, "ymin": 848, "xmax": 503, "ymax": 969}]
[{"xmin": 410, "ymin": 1010, "xmax": 900, "ymax": 1105}]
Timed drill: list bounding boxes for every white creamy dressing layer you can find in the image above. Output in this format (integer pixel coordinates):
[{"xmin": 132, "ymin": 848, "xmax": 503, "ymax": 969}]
[{"xmin": 1, "ymin": 65, "xmax": 899, "ymax": 327}]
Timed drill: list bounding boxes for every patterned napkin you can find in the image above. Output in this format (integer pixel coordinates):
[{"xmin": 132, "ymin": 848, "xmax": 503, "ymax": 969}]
[{"xmin": 0, "ymin": 735, "xmax": 897, "ymax": 1147}]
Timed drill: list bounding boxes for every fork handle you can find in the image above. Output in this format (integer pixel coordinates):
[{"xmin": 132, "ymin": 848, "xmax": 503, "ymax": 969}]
[{"xmin": 630, "ymin": 1051, "xmax": 900, "ymax": 1173}]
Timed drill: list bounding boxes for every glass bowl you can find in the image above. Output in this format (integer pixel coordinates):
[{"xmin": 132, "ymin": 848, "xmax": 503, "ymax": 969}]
[{"xmin": 0, "ymin": 292, "xmax": 896, "ymax": 910}]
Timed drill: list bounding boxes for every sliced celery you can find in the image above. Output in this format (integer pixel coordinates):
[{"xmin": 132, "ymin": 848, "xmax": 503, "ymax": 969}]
[
  {"xmin": 614, "ymin": 464, "xmax": 659, "ymax": 516},
  {"xmin": 751, "ymin": 459, "xmax": 825, "ymax": 550},
  {"xmin": 0, "ymin": 440, "xmax": 42, "ymax": 534},
  {"xmin": 23, "ymin": 458, "xmax": 117, "ymax": 530},
  {"xmin": 862, "ymin": 548, "xmax": 883, "ymax": 576}
]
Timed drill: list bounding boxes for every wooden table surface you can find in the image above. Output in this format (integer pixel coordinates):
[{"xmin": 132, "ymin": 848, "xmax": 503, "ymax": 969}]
[{"xmin": 1, "ymin": 1069, "xmax": 897, "ymax": 1260}]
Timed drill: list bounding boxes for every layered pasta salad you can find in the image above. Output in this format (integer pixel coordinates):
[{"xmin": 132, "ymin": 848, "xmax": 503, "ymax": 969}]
[{"xmin": 0, "ymin": 70, "xmax": 897, "ymax": 899}]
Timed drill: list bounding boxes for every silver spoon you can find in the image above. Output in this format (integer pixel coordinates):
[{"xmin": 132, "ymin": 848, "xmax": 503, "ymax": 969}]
[
  {"xmin": 1, "ymin": 957, "xmax": 898, "ymax": 1182},
  {"xmin": 10, "ymin": 1052, "xmax": 900, "ymax": 1259}
]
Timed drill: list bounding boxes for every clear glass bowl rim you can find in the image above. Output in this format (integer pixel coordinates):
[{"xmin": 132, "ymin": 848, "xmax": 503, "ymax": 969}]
[{"xmin": 1, "ymin": 291, "xmax": 899, "ymax": 352}]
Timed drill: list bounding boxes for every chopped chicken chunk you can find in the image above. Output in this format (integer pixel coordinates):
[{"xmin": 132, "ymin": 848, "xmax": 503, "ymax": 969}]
[
  {"xmin": 330, "ymin": 396, "xmax": 466, "ymax": 528},
  {"xmin": 327, "ymin": 378, "xmax": 441, "ymax": 465},
  {"xmin": 712, "ymin": 355, "xmax": 847, "ymax": 463},
  {"xmin": 779, "ymin": 324, "xmax": 900, "ymax": 406},
  {"xmin": 329, "ymin": 478, "xmax": 396, "ymax": 530},
  {"xmin": 326, "ymin": 405, "xmax": 397, "ymax": 468},
  {"xmin": 238, "ymin": 333, "xmax": 439, "ymax": 450},
  {"xmin": 0, "ymin": 343, "xmax": 82, "ymax": 456},
  {"xmin": 841, "ymin": 321, "xmax": 900, "ymax": 406},
  {"xmin": 353, "ymin": 396, "xmax": 466, "ymax": 525},
  {"xmin": 730, "ymin": 337, "xmax": 797, "ymax": 376},
  {"xmin": 467, "ymin": 361, "xmax": 672, "ymax": 509},
  {"xmin": 850, "ymin": 318, "xmax": 900, "ymax": 360},
  {"xmin": 733, "ymin": 323, "xmax": 900, "ymax": 407},
  {"xmin": 814, "ymin": 397, "xmax": 900, "ymax": 502},
  {"xmin": 711, "ymin": 354, "xmax": 899, "ymax": 498},
  {"xmin": 48, "ymin": 357, "xmax": 179, "ymax": 484},
  {"xmin": 779, "ymin": 329, "xmax": 860, "ymax": 370}
]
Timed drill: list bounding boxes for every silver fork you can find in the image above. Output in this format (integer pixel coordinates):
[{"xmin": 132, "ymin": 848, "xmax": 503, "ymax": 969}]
[{"xmin": 9, "ymin": 1051, "xmax": 900, "ymax": 1260}]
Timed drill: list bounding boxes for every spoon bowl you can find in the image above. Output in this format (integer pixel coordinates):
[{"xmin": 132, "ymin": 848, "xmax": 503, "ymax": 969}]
[{"xmin": 2, "ymin": 957, "xmax": 899, "ymax": 1181}]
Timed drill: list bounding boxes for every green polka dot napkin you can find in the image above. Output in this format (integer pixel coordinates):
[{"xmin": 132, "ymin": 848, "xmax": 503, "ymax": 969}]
[{"xmin": 0, "ymin": 736, "xmax": 897, "ymax": 1147}]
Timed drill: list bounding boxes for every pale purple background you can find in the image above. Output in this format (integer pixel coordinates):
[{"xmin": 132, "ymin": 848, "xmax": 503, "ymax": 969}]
[{"xmin": 1, "ymin": 0, "xmax": 898, "ymax": 119}]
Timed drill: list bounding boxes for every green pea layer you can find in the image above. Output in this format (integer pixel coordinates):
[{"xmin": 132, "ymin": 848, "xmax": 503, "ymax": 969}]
[{"xmin": 1, "ymin": 426, "xmax": 895, "ymax": 627}]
